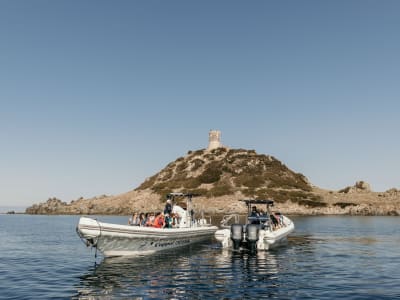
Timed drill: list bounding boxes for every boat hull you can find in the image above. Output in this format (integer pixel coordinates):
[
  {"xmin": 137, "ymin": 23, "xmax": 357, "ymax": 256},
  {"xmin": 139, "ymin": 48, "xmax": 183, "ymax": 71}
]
[{"xmin": 77, "ymin": 217, "xmax": 218, "ymax": 257}]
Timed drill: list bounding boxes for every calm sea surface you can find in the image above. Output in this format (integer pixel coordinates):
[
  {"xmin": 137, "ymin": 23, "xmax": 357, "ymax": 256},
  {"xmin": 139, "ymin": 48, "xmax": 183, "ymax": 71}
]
[{"xmin": 1, "ymin": 215, "xmax": 399, "ymax": 299}]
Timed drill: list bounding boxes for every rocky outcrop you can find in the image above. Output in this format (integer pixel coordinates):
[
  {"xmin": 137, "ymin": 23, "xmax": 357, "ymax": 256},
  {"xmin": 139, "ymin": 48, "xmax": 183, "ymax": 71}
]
[
  {"xmin": 338, "ymin": 181, "xmax": 372, "ymax": 194},
  {"xmin": 26, "ymin": 198, "xmax": 68, "ymax": 214},
  {"xmin": 312, "ymin": 186, "xmax": 400, "ymax": 216},
  {"xmin": 135, "ymin": 148, "xmax": 320, "ymax": 205},
  {"xmin": 355, "ymin": 181, "xmax": 371, "ymax": 191}
]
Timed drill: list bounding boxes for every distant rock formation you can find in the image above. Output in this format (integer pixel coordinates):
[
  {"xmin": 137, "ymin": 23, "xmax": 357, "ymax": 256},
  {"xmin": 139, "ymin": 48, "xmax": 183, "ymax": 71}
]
[
  {"xmin": 355, "ymin": 181, "xmax": 371, "ymax": 191},
  {"xmin": 338, "ymin": 181, "xmax": 372, "ymax": 194},
  {"xmin": 25, "ymin": 198, "xmax": 67, "ymax": 214}
]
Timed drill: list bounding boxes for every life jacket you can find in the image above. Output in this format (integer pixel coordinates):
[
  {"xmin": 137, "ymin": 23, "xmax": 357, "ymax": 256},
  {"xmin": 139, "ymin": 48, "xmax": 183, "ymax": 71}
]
[{"xmin": 153, "ymin": 215, "xmax": 165, "ymax": 228}]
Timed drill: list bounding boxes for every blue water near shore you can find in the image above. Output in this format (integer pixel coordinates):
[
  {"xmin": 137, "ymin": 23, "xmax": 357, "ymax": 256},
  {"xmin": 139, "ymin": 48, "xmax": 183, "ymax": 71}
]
[{"xmin": 1, "ymin": 215, "xmax": 400, "ymax": 299}]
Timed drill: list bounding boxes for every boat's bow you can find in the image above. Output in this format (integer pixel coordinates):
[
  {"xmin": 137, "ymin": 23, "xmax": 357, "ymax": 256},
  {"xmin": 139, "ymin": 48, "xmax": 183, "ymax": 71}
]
[{"xmin": 76, "ymin": 216, "xmax": 102, "ymax": 247}]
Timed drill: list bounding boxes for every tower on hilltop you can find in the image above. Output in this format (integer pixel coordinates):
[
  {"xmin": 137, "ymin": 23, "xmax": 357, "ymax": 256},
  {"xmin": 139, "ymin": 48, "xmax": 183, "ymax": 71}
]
[{"xmin": 208, "ymin": 130, "xmax": 222, "ymax": 150}]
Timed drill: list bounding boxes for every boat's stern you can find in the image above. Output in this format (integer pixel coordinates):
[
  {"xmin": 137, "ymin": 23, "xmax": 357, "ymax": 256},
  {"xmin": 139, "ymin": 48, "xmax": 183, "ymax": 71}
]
[{"xmin": 215, "ymin": 215, "xmax": 295, "ymax": 251}]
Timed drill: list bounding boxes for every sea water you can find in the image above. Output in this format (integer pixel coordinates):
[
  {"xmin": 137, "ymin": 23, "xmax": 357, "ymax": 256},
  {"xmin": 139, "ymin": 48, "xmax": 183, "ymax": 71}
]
[{"xmin": 1, "ymin": 215, "xmax": 399, "ymax": 299}]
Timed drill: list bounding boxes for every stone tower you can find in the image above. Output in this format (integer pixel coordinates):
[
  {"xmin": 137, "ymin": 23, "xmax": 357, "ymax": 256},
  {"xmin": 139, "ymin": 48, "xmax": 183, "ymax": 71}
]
[{"xmin": 208, "ymin": 130, "xmax": 222, "ymax": 150}]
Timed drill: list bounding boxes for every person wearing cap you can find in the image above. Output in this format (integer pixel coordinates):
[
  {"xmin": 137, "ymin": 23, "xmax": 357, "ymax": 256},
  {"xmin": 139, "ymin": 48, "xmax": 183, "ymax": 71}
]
[{"xmin": 164, "ymin": 199, "xmax": 172, "ymax": 215}]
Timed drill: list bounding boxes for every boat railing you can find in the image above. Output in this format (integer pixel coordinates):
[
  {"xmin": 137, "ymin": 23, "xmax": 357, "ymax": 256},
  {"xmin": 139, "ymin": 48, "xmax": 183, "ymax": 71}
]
[
  {"xmin": 220, "ymin": 214, "xmax": 241, "ymax": 227},
  {"xmin": 193, "ymin": 215, "xmax": 213, "ymax": 227}
]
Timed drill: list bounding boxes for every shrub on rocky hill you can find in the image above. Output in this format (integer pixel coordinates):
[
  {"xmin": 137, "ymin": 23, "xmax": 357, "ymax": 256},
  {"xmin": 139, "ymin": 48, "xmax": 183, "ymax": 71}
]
[{"xmin": 135, "ymin": 147, "xmax": 321, "ymax": 206}]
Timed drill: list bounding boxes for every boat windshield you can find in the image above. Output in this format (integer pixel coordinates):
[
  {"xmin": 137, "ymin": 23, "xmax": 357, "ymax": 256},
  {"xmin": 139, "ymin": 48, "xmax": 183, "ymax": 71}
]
[
  {"xmin": 239, "ymin": 199, "xmax": 275, "ymax": 225},
  {"xmin": 239, "ymin": 199, "xmax": 273, "ymax": 214}
]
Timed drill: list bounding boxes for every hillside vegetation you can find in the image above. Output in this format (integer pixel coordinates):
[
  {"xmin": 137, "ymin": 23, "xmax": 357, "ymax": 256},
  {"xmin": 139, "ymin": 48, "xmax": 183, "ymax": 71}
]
[{"xmin": 136, "ymin": 148, "xmax": 325, "ymax": 207}]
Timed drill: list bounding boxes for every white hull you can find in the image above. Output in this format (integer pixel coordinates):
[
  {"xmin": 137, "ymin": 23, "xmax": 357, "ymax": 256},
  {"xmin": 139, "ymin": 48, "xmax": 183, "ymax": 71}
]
[
  {"xmin": 77, "ymin": 217, "xmax": 218, "ymax": 257},
  {"xmin": 215, "ymin": 215, "xmax": 295, "ymax": 251}
]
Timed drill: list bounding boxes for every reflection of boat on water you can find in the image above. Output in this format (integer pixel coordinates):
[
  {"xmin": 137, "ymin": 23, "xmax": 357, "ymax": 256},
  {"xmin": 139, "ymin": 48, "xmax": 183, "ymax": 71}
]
[
  {"xmin": 76, "ymin": 193, "xmax": 218, "ymax": 257},
  {"xmin": 75, "ymin": 244, "xmax": 210, "ymax": 299},
  {"xmin": 75, "ymin": 244, "xmax": 282, "ymax": 299},
  {"xmin": 215, "ymin": 199, "xmax": 294, "ymax": 252},
  {"xmin": 215, "ymin": 248, "xmax": 280, "ymax": 277}
]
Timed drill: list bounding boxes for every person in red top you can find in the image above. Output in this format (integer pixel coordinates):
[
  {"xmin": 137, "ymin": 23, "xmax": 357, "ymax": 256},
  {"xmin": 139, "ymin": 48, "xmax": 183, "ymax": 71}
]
[{"xmin": 153, "ymin": 212, "xmax": 165, "ymax": 228}]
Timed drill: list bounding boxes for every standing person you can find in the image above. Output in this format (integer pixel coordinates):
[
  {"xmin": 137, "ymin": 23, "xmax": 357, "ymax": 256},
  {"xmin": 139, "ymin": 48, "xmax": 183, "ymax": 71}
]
[
  {"xmin": 250, "ymin": 206, "xmax": 259, "ymax": 217},
  {"xmin": 250, "ymin": 206, "xmax": 260, "ymax": 224},
  {"xmin": 164, "ymin": 199, "xmax": 172, "ymax": 215}
]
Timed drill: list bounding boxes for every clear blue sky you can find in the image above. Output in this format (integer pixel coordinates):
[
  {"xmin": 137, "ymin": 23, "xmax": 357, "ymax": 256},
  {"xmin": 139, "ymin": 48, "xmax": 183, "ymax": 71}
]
[{"xmin": 1, "ymin": 0, "xmax": 399, "ymax": 208}]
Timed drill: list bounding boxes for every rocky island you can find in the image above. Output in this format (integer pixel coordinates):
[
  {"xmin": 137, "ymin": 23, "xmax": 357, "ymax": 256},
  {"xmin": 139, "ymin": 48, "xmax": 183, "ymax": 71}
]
[{"xmin": 26, "ymin": 131, "xmax": 400, "ymax": 216}]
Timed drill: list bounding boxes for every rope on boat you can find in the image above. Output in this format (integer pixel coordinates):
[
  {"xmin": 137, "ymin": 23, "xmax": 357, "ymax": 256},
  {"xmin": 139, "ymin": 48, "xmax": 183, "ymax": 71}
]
[
  {"xmin": 94, "ymin": 218, "xmax": 102, "ymax": 259},
  {"xmin": 76, "ymin": 217, "xmax": 103, "ymax": 260},
  {"xmin": 76, "ymin": 226, "xmax": 89, "ymax": 247}
]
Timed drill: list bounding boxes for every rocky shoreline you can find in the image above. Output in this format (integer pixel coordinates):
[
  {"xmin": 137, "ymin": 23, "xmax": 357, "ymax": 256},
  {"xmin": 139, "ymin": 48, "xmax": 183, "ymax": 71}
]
[{"xmin": 25, "ymin": 184, "xmax": 400, "ymax": 216}]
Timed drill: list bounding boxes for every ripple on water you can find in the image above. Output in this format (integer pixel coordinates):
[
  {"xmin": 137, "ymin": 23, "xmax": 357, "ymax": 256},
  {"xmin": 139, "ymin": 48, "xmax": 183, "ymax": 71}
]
[{"xmin": 2, "ymin": 215, "xmax": 400, "ymax": 299}]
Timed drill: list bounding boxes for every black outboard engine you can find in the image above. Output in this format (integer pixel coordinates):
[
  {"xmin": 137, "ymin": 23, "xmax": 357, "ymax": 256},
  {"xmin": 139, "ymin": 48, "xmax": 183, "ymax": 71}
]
[
  {"xmin": 246, "ymin": 224, "xmax": 259, "ymax": 253},
  {"xmin": 230, "ymin": 224, "xmax": 244, "ymax": 250}
]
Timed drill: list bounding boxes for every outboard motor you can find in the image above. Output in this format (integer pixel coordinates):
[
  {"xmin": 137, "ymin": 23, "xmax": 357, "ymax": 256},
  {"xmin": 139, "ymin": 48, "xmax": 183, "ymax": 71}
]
[
  {"xmin": 246, "ymin": 224, "xmax": 259, "ymax": 253},
  {"xmin": 230, "ymin": 224, "xmax": 244, "ymax": 250}
]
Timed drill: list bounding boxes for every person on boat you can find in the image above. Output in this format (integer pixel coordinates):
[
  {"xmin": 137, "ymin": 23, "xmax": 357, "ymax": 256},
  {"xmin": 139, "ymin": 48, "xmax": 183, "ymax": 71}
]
[
  {"xmin": 138, "ymin": 213, "xmax": 146, "ymax": 226},
  {"xmin": 250, "ymin": 206, "xmax": 259, "ymax": 217},
  {"xmin": 164, "ymin": 199, "xmax": 173, "ymax": 215},
  {"xmin": 275, "ymin": 212, "xmax": 284, "ymax": 227},
  {"xmin": 128, "ymin": 213, "xmax": 139, "ymax": 225},
  {"xmin": 164, "ymin": 213, "xmax": 172, "ymax": 228},
  {"xmin": 153, "ymin": 212, "xmax": 165, "ymax": 228},
  {"xmin": 250, "ymin": 206, "xmax": 260, "ymax": 224},
  {"xmin": 145, "ymin": 213, "xmax": 155, "ymax": 227},
  {"xmin": 270, "ymin": 213, "xmax": 279, "ymax": 230},
  {"xmin": 143, "ymin": 213, "xmax": 149, "ymax": 226},
  {"xmin": 259, "ymin": 209, "xmax": 268, "ymax": 227},
  {"xmin": 170, "ymin": 212, "xmax": 179, "ymax": 228},
  {"xmin": 128, "ymin": 213, "xmax": 134, "ymax": 225}
]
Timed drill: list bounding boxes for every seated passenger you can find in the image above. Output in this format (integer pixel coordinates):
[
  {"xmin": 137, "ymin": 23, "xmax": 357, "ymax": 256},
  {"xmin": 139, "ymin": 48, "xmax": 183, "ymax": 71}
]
[
  {"xmin": 138, "ymin": 213, "xmax": 146, "ymax": 226},
  {"xmin": 259, "ymin": 209, "xmax": 267, "ymax": 218},
  {"xmin": 170, "ymin": 212, "xmax": 179, "ymax": 227},
  {"xmin": 259, "ymin": 209, "xmax": 268, "ymax": 226},
  {"xmin": 128, "ymin": 213, "xmax": 139, "ymax": 225},
  {"xmin": 275, "ymin": 212, "xmax": 284, "ymax": 226},
  {"xmin": 142, "ymin": 213, "xmax": 149, "ymax": 226},
  {"xmin": 145, "ymin": 213, "xmax": 155, "ymax": 227},
  {"xmin": 153, "ymin": 212, "xmax": 165, "ymax": 228},
  {"xmin": 270, "ymin": 213, "xmax": 279, "ymax": 230}
]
